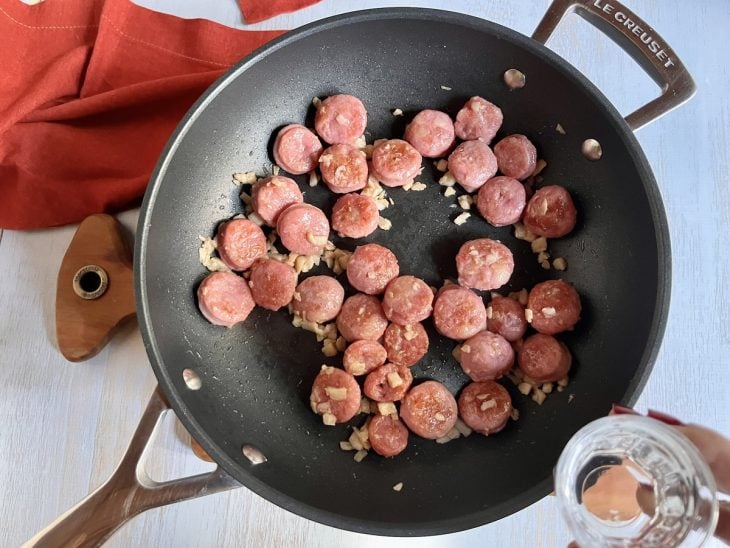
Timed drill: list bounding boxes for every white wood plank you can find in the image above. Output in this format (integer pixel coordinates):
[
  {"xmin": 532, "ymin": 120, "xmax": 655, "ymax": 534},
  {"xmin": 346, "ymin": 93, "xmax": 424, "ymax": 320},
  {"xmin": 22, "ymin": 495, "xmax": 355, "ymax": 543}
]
[{"xmin": 2, "ymin": 1, "xmax": 728, "ymax": 547}]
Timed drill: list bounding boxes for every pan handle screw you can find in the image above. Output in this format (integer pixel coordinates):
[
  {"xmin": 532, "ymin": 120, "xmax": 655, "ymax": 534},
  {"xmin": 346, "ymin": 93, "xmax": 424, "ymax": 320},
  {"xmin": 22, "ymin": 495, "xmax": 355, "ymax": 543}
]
[
  {"xmin": 503, "ymin": 68, "xmax": 526, "ymax": 89},
  {"xmin": 182, "ymin": 368, "xmax": 202, "ymax": 390},
  {"xmin": 581, "ymin": 139, "xmax": 603, "ymax": 161},
  {"xmin": 242, "ymin": 445, "xmax": 267, "ymax": 465}
]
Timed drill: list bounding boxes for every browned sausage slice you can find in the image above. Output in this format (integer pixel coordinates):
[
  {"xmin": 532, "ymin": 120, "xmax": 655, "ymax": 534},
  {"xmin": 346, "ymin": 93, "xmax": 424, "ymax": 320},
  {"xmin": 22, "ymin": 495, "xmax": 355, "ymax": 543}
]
[
  {"xmin": 331, "ymin": 193, "xmax": 379, "ymax": 239},
  {"xmin": 342, "ymin": 340, "xmax": 387, "ymax": 376},
  {"xmin": 487, "ymin": 296, "xmax": 527, "ymax": 342},
  {"xmin": 404, "ymin": 110, "xmax": 455, "ymax": 158},
  {"xmin": 276, "ymin": 203, "xmax": 330, "ymax": 256},
  {"xmin": 310, "ymin": 366, "xmax": 362, "ymax": 424},
  {"xmin": 456, "ymin": 238, "xmax": 514, "ymax": 291},
  {"xmin": 476, "ymin": 176, "xmax": 526, "ymax": 227},
  {"xmin": 432, "ymin": 286, "xmax": 487, "ymax": 341},
  {"xmin": 383, "ymin": 322, "xmax": 429, "ymax": 367},
  {"xmin": 216, "ymin": 219, "xmax": 266, "ymax": 271},
  {"xmin": 447, "ymin": 140, "xmax": 498, "ymax": 193},
  {"xmin": 517, "ymin": 333, "xmax": 572, "ymax": 383},
  {"xmin": 454, "ymin": 96, "xmax": 503, "ymax": 144},
  {"xmin": 382, "ymin": 275, "xmax": 434, "ymax": 326},
  {"xmin": 197, "ymin": 271, "xmax": 255, "ymax": 327},
  {"xmin": 493, "ymin": 134, "xmax": 537, "ymax": 180},
  {"xmin": 319, "ymin": 144, "xmax": 369, "ymax": 194},
  {"xmin": 290, "ymin": 275, "xmax": 344, "ymax": 323},
  {"xmin": 314, "ymin": 94, "xmax": 367, "ymax": 145},
  {"xmin": 346, "ymin": 243, "xmax": 399, "ymax": 295},
  {"xmin": 527, "ymin": 279, "xmax": 581, "ymax": 335},
  {"xmin": 458, "ymin": 381, "xmax": 512, "ymax": 435},
  {"xmin": 459, "ymin": 331, "xmax": 514, "ymax": 381},
  {"xmin": 251, "ymin": 176, "xmax": 303, "ymax": 227},
  {"xmin": 248, "ymin": 258, "xmax": 297, "ymax": 311},
  {"xmin": 273, "ymin": 124, "xmax": 323, "ymax": 175},
  {"xmin": 363, "ymin": 363, "xmax": 413, "ymax": 402},
  {"xmin": 336, "ymin": 293, "xmax": 389, "ymax": 342},
  {"xmin": 371, "ymin": 139, "xmax": 423, "ymax": 187},
  {"xmin": 400, "ymin": 381, "xmax": 458, "ymax": 439},
  {"xmin": 368, "ymin": 414, "xmax": 409, "ymax": 457},
  {"xmin": 522, "ymin": 185, "xmax": 577, "ymax": 238}
]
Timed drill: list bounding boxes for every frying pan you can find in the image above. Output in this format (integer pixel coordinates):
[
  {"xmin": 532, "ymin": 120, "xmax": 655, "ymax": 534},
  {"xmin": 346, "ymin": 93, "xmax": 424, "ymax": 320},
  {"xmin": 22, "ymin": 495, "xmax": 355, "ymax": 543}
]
[{"xmin": 29, "ymin": 0, "xmax": 695, "ymax": 545}]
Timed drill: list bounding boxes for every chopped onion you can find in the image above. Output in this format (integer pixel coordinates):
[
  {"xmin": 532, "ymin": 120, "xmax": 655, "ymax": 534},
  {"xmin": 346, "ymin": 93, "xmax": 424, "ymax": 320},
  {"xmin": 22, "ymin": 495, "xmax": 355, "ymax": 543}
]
[
  {"xmin": 377, "ymin": 402, "xmax": 397, "ymax": 416},
  {"xmin": 386, "ymin": 372, "xmax": 404, "ymax": 388},
  {"xmin": 325, "ymin": 386, "xmax": 347, "ymax": 401}
]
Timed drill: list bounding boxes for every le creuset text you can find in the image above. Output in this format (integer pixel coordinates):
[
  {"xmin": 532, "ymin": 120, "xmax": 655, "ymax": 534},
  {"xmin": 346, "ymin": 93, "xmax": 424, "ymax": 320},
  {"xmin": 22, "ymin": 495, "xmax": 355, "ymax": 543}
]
[{"xmin": 592, "ymin": 0, "xmax": 675, "ymax": 68}]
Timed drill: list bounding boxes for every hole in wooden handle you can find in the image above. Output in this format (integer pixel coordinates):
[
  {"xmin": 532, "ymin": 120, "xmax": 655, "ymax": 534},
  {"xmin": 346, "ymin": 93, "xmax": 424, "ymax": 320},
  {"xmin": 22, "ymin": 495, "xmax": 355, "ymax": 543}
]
[{"xmin": 72, "ymin": 265, "xmax": 109, "ymax": 300}]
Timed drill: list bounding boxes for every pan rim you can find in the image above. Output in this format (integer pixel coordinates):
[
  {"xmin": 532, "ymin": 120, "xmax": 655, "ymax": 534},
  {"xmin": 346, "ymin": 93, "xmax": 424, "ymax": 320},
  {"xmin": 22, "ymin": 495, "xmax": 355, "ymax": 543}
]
[{"xmin": 135, "ymin": 6, "xmax": 670, "ymax": 537}]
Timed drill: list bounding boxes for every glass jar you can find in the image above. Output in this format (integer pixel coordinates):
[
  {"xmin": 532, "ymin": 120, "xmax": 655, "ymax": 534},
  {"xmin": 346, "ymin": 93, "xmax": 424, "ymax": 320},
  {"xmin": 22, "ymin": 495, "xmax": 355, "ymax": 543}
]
[{"xmin": 554, "ymin": 415, "xmax": 719, "ymax": 547}]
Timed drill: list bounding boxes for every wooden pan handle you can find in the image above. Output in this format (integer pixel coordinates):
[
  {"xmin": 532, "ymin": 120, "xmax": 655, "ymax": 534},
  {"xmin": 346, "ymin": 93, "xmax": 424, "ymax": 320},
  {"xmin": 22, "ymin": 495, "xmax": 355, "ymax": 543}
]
[
  {"xmin": 55, "ymin": 214, "xmax": 212, "ymax": 466},
  {"xmin": 55, "ymin": 214, "xmax": 136, "ymax": 361},
  {"xmin": 23, "ymin": 388, "xmax": 239, "ymax": 548}
]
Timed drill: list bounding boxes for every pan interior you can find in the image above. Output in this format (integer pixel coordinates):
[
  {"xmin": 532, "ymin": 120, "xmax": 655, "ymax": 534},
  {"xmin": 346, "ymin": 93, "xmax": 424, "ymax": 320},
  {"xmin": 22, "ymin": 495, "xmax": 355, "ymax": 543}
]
[{"xmin": 136, "ymin": 9, "xmax": 668, "ymax": 536}]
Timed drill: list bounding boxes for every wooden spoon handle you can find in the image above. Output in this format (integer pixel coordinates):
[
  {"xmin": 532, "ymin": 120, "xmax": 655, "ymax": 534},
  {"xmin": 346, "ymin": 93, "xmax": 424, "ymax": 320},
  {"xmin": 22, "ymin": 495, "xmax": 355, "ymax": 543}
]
[{"xmin": 55, "ymin": 214, "xmax": 136, "ymax": 362}]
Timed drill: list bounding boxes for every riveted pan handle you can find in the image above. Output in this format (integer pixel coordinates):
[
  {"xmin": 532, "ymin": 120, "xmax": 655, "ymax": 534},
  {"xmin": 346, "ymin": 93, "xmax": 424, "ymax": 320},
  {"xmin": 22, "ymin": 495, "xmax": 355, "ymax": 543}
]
[
  {"xmin": 533, "ymin": 0, "xmax": 696, "ymax": 131},
  {"xmin": 24, "ymin": 388, "xmax": 239, "ymax": 548}
]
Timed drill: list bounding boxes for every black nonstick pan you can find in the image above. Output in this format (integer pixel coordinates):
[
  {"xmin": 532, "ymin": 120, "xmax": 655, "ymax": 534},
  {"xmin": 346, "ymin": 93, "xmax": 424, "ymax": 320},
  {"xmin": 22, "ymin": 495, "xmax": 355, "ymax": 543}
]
[{"xmin": 30, "ymin": 1, "xmax": 695, "ymax": 545}]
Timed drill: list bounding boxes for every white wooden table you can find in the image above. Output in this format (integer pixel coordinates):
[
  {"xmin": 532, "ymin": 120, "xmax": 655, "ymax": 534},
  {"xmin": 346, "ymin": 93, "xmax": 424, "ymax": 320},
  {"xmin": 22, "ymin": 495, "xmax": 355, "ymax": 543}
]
[{"xmin": 2, "ymin": 1, "xmax": 728, "ymax": 546}]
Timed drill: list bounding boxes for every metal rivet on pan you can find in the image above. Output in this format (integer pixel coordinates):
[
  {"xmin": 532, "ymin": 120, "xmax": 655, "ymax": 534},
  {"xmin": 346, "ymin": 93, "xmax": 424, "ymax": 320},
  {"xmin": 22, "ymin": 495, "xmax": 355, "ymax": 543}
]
[
  {"xmin": 503, "ymin": 68, "xmax": 526, "ymax": 89},
  {"xmin": 72, "ymin": 265, "xmax": 109, "ymax": 300},
  {"xmin": 182, "ymin": 368, "xmax": 202, "ymax": 390},
  {"xmin": 242, "ymin": 445, "xmax": 267, "ymax": 465},
  {"xmin": 581, "ymin": 138, "xmax": 603, "ymax": 161}
]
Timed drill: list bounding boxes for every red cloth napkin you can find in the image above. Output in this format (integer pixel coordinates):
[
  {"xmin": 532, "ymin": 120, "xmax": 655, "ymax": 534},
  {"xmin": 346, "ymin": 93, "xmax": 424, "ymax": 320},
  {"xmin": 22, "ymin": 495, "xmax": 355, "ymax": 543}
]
[
  {"xmin": 239, "ymin": 0, "xmax": 319, "ymax": 24},
  {"xmin": 0, "ymin": 0, "xmax": 318, "ymax": 230}
]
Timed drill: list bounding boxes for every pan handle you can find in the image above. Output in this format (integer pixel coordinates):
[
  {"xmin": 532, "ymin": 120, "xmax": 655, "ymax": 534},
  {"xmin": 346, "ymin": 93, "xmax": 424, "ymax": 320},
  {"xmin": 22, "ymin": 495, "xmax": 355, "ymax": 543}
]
[
  {"xmin": 23, "ymin": 387, "xmax": 239, "ymax": 548},
  {"xmin": 532, "ymin": 0, "xmax": 696, "ymax": 131}
]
